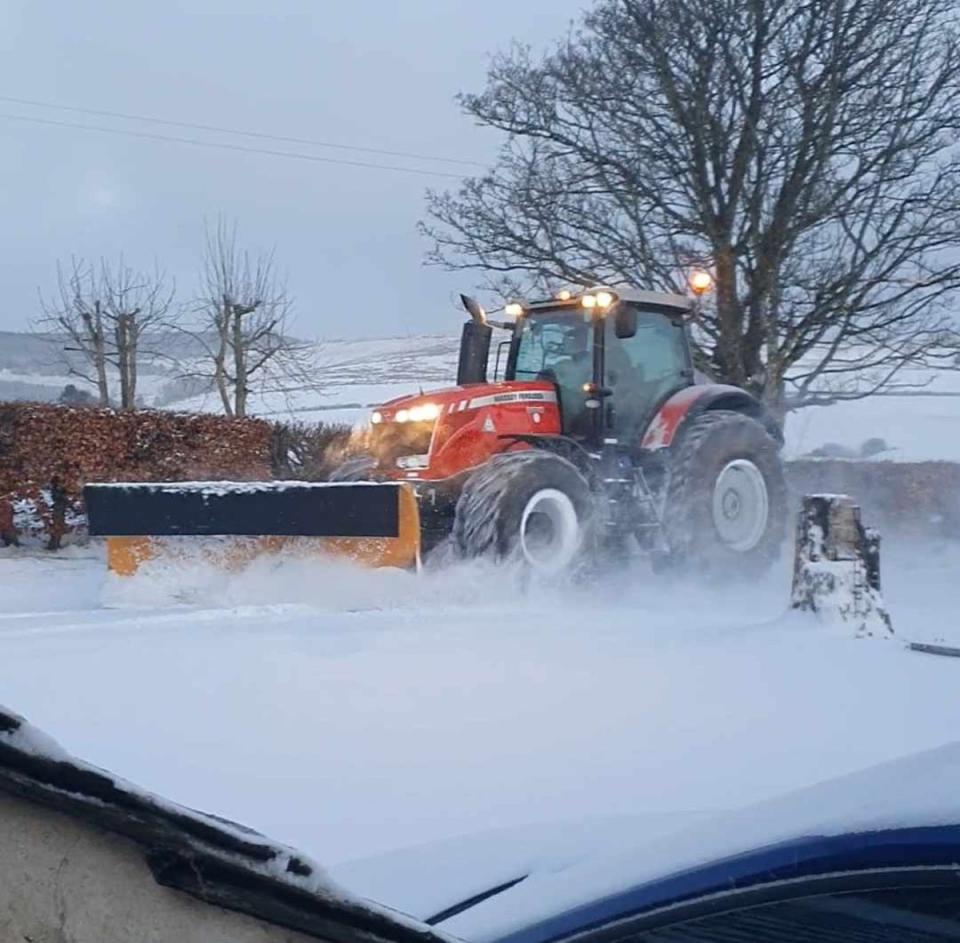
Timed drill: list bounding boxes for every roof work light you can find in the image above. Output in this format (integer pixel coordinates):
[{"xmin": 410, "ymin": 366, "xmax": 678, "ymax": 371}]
[{"xmin": 689, "ymin": 270, "xmax": 714, "ymax": 295}]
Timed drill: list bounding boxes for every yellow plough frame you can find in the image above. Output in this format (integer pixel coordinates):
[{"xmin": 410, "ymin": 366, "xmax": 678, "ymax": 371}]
[{"xmin": 84, "ymin": 481, "xmax": 421, "ymax": 575}]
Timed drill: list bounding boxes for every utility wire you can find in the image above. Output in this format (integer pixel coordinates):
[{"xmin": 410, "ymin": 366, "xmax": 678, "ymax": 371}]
[
  {"xmin": 0, "ymin": 111, "xmax": 469, "ymax": 179},
  {"xmin": 0, "ymin": 94, "xmax": 485, "ymax": 168}
]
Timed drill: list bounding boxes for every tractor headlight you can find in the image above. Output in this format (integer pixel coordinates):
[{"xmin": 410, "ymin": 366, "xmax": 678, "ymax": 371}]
[
  {"xmin": 408, "ymin": 403, "xmax": 441, "ymax": 422},
  {"xmin": 370, "ymin": 410, "xmax": 383, "ymax": 424},
  {"xmin": 582, "ymin": 290, "xmax": 616, "ymax": 313},
  {"xmin": 394, "ymin": 403, "xmax": 440, "ymax": 423}
]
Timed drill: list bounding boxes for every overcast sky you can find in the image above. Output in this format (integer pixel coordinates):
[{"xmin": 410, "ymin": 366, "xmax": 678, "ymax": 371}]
[{"xmin": 0, "ymin": 1, "xmax": 587, "ymax": 339}]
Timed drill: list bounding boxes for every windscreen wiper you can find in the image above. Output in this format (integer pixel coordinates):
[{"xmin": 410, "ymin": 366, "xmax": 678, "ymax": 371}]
[{"xmin": 424, "ymin": 875, "xmax": 529, "ymax": 926}]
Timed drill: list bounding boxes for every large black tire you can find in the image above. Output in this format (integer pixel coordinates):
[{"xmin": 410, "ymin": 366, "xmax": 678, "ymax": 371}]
[
  {"xmin": 453, "ymin": 452, "xmax": 594, "ymax": 575},
  {"xmin": 662, "ymin": 410, "xmax": 787, "ymax": 575}
]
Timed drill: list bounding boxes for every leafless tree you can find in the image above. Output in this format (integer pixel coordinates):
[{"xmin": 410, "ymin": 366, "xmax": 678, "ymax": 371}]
[
  {"xmin": 39, "ymin": 259, "xmax": 110, "ymax": 406},
  {"xmin": 193, "ymin": 220, "xmax": 308, "ymax": 418},
  {"xmin": 422, "ymin": 0, "xmax": 960, "ymax": 415},
  {"xmin": 38, "ymin": 257, "xmax": 175, "ymax": 409}
]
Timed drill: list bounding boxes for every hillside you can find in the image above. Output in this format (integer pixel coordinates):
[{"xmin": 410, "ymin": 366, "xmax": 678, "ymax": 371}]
[{"xmin": 0, "ymin": 329, "xmax": 459, "ymax": 419}]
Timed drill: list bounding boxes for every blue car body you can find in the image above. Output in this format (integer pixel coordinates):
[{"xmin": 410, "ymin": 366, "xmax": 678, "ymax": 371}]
[
  {"xmin": 482, "ymin": 824, "xmax": 960, "ymax": 943},
  {"xmin": 337, "ymin": 741, "xmax": 960, "ymax": 943}
]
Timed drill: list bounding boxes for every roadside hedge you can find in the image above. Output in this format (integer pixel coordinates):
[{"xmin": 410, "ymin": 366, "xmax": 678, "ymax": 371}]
[
  {"xmin": 0, "ymin": 403, "xmax": 272, "ymax": 547},
  {"xmin": 786, "ymin": 460, "xmax": 960, "ymax": 538}
]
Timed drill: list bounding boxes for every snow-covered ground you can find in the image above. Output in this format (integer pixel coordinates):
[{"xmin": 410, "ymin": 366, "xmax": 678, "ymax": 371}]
[{"xmin": 1, "ymin": 538, "xmax": 958, "ymax": 877}]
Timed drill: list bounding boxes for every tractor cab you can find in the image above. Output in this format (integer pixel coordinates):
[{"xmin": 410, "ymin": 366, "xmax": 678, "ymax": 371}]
[{"xmin": 503, "ymin": 289, "xmax": 694, "ymax": 444}]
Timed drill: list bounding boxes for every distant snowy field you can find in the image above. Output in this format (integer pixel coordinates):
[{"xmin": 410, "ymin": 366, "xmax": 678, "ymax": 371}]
[
  {"xmin": 1, "ymin": 539, "xmax": 958, "ymax": 872},
  {"xmin": 197, "ymin": 335, "xmax": 960, "ymax": 464},
  {"xmin": 783, "ymin": 369, "xmax": 960, "ymax": 463}
]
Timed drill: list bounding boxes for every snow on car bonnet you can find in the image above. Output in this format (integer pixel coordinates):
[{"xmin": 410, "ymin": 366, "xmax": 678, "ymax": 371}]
[{"xmin": 441, "ymin": 740, "xmax": 960, "ymax": 942}]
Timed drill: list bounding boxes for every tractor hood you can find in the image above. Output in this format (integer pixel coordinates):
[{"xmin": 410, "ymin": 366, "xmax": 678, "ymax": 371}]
[
  {"xmin": 368, "ymin": 381, "xmax": 561, "ymax": 481},
  {"xmin": 372, "ymin": 381, "xmax": 558, "ymax": 424}
]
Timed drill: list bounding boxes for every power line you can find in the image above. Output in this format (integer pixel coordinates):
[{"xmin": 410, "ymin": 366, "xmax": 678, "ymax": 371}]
[
  {"xmin": 0, "ymin": 111, "xmax": 469, "ymax": 179},
  {"xmin": 0, "ymin": 94, "xmax": 485, "ymax": 169}
]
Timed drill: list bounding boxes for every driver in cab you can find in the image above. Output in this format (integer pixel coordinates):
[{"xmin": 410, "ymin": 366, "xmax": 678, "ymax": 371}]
[
  {"xmin": 550, "ymin": 324, "xmax": 592, "ymax": 434},
  {"xmin": 550, "ymin": 320, "xmax": 645, "ymax": 439}
]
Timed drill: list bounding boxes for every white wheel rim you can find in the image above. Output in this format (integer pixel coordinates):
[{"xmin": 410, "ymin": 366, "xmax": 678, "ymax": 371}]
[
  {"xmin": 711, "ymin": 459, "xmax": 769, "ymax": 552},
  {"xmin": 519, "ymin": 488, "xmax": 582, "ymax": 574}
]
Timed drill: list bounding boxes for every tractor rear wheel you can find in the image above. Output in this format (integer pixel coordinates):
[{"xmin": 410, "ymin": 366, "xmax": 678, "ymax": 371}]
[
  {"xmin": 662, "ymin": 410, "xmax": 786, "ymax": 575},
  {"xmin": 453, "ymin": 452, "xmax": 594, "ymax": 575}
]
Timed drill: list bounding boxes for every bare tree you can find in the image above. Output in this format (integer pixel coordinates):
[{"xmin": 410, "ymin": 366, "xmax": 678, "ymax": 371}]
[
  {"xmin": 193, "ymin": 220, "xmax": 306, "ymax": 418},
  {"xmin": 100, "ymin": 259, "xmax": 176, "ymax": 409},
  {"xmin": 38, "ymin": 257, "xmax": 175, "ymax": 409},
  {"xmin": 423, "ymin": 0, "xmax": 960, "ymax": 415}
]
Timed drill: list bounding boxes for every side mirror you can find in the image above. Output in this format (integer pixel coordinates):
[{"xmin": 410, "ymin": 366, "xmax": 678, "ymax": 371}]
[{"xmin": 613, "ymin": 304, "xmax": 637, "ymax": 339}]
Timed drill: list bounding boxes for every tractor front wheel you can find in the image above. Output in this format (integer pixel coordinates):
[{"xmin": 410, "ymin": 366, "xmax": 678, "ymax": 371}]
[
  {"xmin": 662, "ymin": 410, "xmax": 786, "ymax": 575},
  {"xmin": 453, "ymin": 452, "xmax": 594, "ymax": 576}
]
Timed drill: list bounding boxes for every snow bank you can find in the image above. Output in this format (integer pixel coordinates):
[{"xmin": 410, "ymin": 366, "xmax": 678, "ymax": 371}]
[{"xmin": 95, "ymin": 538, "xmax": 790, "ymax": 618}]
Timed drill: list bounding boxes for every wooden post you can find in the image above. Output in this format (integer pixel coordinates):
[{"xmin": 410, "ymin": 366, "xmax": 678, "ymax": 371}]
[
  {"xmin": 0, "ymin": 494, "xmax": 18, "ymax": 547},
  {"xmin": 791, "ymin": 494, "xmax": 893, "ymax": 637},
  {"xmin": 46, "ymin": 476, "xmax": 68, "ymax": 552}
]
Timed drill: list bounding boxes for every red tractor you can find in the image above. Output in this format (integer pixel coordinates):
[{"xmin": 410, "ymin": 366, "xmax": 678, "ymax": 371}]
[{"xmin": 337, "ymin": 287, "xmax": 787, "ymax": 576}]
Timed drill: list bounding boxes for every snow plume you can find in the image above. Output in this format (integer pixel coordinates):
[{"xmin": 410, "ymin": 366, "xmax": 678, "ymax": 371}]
[
  {"xmin": 101, "ymin": 545, "xmax": 531, "ymax": 613},
  {"xmin": 98, "ymin": 537, "xmax": 791, "ymax": 637}
]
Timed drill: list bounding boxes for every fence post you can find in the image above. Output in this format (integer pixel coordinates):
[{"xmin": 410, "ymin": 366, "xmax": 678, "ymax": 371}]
[
  {"xmin": 791, "ymin": 494, "xmax": 893, "ymax": 637},
  {"xmin": 0, "ymin": 494, "xmax": 18, "ymax": 547}
]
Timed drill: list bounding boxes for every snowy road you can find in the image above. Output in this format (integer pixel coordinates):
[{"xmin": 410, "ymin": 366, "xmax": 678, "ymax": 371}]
[{"xmin": 1, "ymin": 541, "xmax": 958, "ymax": 872}]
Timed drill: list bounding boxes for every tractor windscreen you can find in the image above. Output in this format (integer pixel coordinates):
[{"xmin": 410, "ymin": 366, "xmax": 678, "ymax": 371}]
[
  {"xmin": 510, "ymin": 309, "xmax": 593, "ymax": 435},
  {"xmin": 511, "ymin": 309, "xmax": 590, "ymax": 382}
]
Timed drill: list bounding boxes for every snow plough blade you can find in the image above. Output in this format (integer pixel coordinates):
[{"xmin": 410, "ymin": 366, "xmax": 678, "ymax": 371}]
[{"xmin": 84, "ymin": 481, "xmax": 420, "ymax": 575}]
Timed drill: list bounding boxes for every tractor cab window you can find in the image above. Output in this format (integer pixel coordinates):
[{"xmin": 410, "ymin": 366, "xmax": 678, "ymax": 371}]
[
  {"xmin": 606, "ymin": 306, "xmax": 692, "ymax": 440},
  {"xmin": 512, "ymin": 311, "xmax": 593, "ymax": 434}
]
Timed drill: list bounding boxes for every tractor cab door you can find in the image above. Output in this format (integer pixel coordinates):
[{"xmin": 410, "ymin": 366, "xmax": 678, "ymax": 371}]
[
  {"xmin": 606, "ymin": 305, "xmax": 693, "ymax": 443},
  {"xmin": 510, "ymin": 313, "xmax": 594, "ymax": 436}
]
